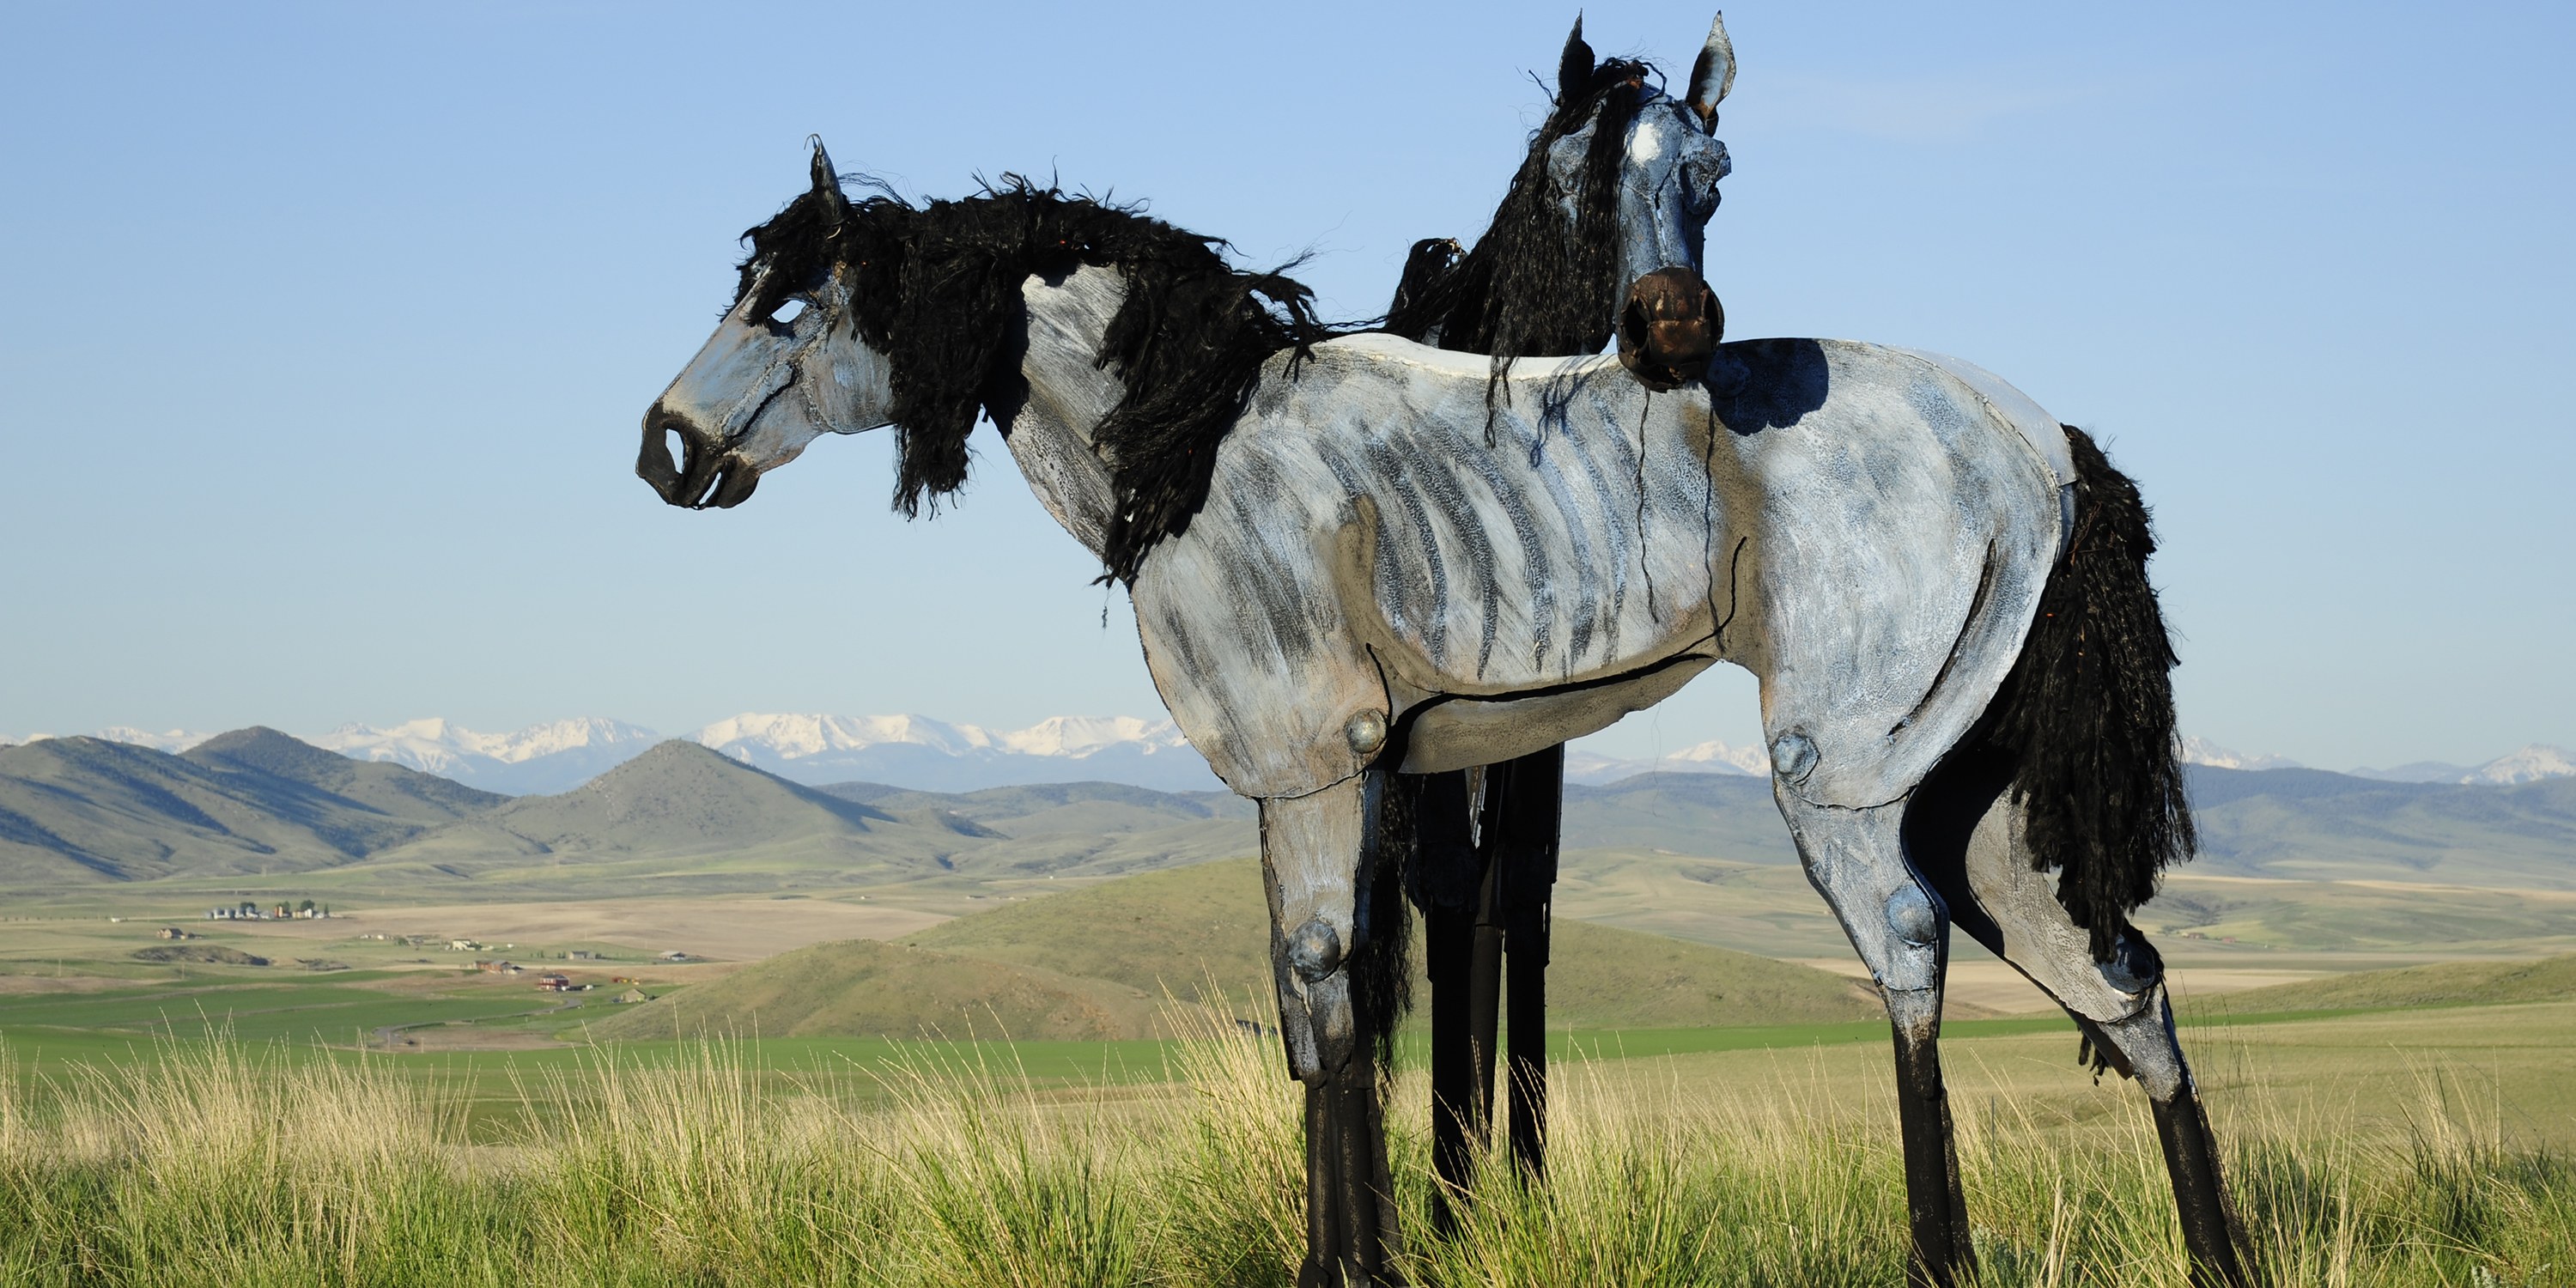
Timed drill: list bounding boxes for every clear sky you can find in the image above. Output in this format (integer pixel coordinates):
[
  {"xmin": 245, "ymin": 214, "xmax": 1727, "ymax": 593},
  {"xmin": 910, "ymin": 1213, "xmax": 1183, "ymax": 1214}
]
[{"xmin": 2, "ymin": 2, "xmax": 2567, "ymax": 769}]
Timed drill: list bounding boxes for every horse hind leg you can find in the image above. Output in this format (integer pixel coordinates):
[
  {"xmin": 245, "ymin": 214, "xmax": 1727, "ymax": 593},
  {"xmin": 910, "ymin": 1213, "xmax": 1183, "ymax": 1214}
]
[
  {"xmin": 1905, "ymin": 754, "xmax": 2257, "ymax": 1288},
  {"xmin": 1771, "ymin": 787, "xmax": 1976, "ymax": 1286}
]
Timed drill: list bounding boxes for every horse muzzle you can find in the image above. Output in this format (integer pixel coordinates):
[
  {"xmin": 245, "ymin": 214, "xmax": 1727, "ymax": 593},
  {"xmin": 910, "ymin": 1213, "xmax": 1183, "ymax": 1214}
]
[
  {"xmin": 1617, "ymin": 265, "xmax": 1723, "ymax": 392},
  {"xmin": 638, "ymin": 403, "xmax": 761, "ymax": 510}
]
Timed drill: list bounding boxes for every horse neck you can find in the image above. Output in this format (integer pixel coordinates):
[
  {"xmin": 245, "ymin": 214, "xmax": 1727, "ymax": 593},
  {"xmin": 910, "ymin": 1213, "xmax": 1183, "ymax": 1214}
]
[{"xmin": 999, "ymin": 264, "xmax": 1129, "ymax": 560}]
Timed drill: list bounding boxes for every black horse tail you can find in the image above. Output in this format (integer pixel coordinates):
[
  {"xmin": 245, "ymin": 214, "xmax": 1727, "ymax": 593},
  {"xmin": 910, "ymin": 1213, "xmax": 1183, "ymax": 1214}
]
[{"xmin": 1978, "ymin": 425, "xmax": 2194, "ymax": 960}]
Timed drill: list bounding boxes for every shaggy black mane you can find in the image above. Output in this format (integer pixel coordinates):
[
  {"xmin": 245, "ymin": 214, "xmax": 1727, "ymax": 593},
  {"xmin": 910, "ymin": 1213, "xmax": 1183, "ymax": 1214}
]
[
  {"xmin": 1382, "ymin": 56, "xmax": 1660, "ymax": 372},
  {"xmin": 733, "ymin": 178, "xmax": 1340, "ymax": 585}
]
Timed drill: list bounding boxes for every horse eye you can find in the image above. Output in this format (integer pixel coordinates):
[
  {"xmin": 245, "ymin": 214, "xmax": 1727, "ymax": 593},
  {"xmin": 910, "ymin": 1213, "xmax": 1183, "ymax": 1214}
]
[{"xmin": 770, "ymin": 298, "xmax": 808, "ymax": 325}]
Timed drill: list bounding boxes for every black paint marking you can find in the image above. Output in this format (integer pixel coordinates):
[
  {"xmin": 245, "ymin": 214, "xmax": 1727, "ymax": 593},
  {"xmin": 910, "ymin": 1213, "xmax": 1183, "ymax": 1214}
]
[
  {"xmin": 1713, "ymin": 537, "xmax": 1749, "ymax": 653},
  {"xmin": 1448, "ymin": 421, "xmax": 1557, "ymax": 676},
  {"xmin": 1891, "ymin": 540, "xmax": 1999, "ymax": 738}
]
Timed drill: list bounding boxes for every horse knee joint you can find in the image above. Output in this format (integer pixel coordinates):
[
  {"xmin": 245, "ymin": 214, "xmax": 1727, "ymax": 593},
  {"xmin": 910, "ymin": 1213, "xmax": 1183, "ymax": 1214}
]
[
  {"xmin": 1885, "ymin": 884, "xmax": 1941, "ymax": 946},
  {"xmin": 1288, "ymin": 917, "xmax": 1345, "ymax": 982},
  {"xmin": 1770, "ymin": 729, "xmax": 1818, "ymax": 781}
]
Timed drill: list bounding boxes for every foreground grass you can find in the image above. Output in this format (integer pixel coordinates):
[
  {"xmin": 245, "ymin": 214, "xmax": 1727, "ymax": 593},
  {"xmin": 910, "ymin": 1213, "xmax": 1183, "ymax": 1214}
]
[{"xmin": 1, "ymin": 1007, "xmax": 2569, "ymax": 1287}]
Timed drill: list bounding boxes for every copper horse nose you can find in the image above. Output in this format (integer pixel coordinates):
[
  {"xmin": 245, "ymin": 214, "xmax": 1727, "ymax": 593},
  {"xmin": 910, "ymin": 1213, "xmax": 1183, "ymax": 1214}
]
[{"xmin": 1617, "ymin": 265, "xmax": 1723, "ymax": 391}]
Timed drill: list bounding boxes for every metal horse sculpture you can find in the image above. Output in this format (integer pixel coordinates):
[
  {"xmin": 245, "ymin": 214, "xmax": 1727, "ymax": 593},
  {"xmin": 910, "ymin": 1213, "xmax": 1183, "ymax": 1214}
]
[
  {"xmin": 1374, "ymin": 13, "xmax": 1735, "ymax": 1224},
  {"xmin": 640, "ymin": 152, "xmax": 2252, "ymax": 1288}
]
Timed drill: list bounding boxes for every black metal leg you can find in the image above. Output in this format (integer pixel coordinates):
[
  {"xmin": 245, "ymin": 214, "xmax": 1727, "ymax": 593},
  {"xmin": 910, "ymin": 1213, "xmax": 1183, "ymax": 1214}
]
[
  {"xmin": 1301, "ymin": 1080, "xmax": 1344, "ymax": 1288},
  {"xmin": 2153, "ymin": 1078, "xmax": 2258, "ymax": 1287},
  {"xmin": 1484, "ymin": 747, "xmax": 1556, "ymax": 1180},
  {"xmin": 1466, "ymin": 848, "xmax": 1504, "ymax": 1136},
  {"xmin": 1889, "ymin": 1005, "xmax": 1976, "ymax": 1288},
  {"xmin": 1299, "ymin": 1029, "xmax": 1403, "ymax": 1286},
  {"xmin": 1504, "ymin": 917, "xmax": 1548, "ymax": 1180},
  {"xmin": 1491, "ymin": 744, "xmax": 1562, "ymax": 1182},
  {"xmin": 1413, "ymin": 769, "xmax": 1484, "ymax": 1232},
  {"xmin": 1424, "ymin": 894, "xmax": 1479, "ymax": 1232}
]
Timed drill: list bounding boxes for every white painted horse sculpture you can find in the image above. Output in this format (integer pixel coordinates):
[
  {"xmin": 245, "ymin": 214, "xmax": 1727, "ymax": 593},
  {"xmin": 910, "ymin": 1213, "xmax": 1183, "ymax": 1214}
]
[{"xmin": 638, "ymin": 132, "xmax": 2251, "ymax": 1288}]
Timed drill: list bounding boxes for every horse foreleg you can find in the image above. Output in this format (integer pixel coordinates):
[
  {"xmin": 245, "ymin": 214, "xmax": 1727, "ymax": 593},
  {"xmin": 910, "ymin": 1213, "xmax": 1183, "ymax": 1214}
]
[
  {"xmin": 1467, "ymin": 842, "xmax": 1505, "ymax": 1137},
  {"xmin": 1263, "ymin": 775, "xmax": 1404, "ymax": 1286},
  {"xmin": 1776, "ymin": 790, "xmax": 1976, "ymax": 1286},
  {"xmin": 1503, "ymin": 894, "xmax": 1548, "ymax": 1181},
  {"xmin": 1414, "ymin": 769, "xmax": 1485, "ymax": 1231},
  {"xmin": 1490, "ymin": 745, "xmax": 1563, "ymax": 1182}
]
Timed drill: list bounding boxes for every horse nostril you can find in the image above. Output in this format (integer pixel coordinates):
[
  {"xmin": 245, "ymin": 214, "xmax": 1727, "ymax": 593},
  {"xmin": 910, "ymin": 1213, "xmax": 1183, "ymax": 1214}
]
[
  {"xmin": 1617, "ymin": 266, "xmax": 1722, "ymax": 389},
  {"xmin": 638, "ymin": 405, "xmax": 719, "ymax": 505}
]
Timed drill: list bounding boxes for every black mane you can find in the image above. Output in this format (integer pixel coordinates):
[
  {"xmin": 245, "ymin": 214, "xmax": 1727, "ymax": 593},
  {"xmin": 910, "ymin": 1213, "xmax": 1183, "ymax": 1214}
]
[
  {"xmin": 734, "ymin": 179, "xmax": 1340, "ymax": 585},
  {"xmin": 1382, "ymin": 57, "xmax": 1659, "ymax": 367}
]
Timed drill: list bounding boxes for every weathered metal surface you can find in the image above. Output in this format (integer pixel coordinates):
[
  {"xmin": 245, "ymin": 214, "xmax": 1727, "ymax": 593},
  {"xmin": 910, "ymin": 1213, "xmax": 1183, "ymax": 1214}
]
[
  {"xmin": 1256, "ymin": 775, "xmax": 1376, "ymax": 1083},
  {"xmin": 1548, "ymin": 95, "xmax": 1730, "ymax": 345},
  {"xmin": 1961, "ymin": 785, "xmax": 2162, "ymax": 1025},
  {"xmin": 1770, "ymin": 790, "xmax": 1943, "ymax": 993}
]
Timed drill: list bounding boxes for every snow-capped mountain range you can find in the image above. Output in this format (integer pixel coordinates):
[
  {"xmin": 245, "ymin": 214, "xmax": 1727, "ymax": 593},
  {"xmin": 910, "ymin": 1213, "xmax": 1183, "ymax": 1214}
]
[
  {"xmin": 2177, "ymin": 738, "xmax": 2304, "ymax": 772},
  {"xmin": 690, "ymin": 713, "xmax": 1218, "ymax": 793},
  {"xmin": 5, "ymin": 718, "xmax": 2568, "ymax": 796},
  {"xmin": 1564, "ymin": 739, "xmax": 1771, "ymax": 785},
  {"xmin": 310, "ymin": 717, "xmax": 662, "ymax": 795}
]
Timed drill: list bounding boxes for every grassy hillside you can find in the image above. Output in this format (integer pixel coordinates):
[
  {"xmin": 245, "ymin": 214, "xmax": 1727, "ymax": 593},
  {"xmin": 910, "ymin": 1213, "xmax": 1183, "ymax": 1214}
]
[
  {"xmin": 2194, "ymin": 951, "xmax": 2576, "ymax": 1017},
  {"xmin": 182, "ymin": 727, "xmax": 505, "ymax": 825},
  {"xmin": 0, "ymin": 732, "xmax": 499, "ymax": 885},
  {"xmin": 2138, "ymin": 872, "xmax": 2576, "ymax": 956},
  {"xmin": 2184, "ymin": 769, "xmax": 2576, "ymax": 887},
  {"xmin": 346, "ymin": 743, "xmax": 969, "ymax": 893},
  {"xmin": 1557, "ymin": 774, "xmax": 1797, "ymax": 863},
  {"xmin": 578, "ymin": 939, "xmax": 1172, "ymax": 1042},
  {"xmin": 591, "ymin": 858, "xmax": 1876, "ymax": 1042}
]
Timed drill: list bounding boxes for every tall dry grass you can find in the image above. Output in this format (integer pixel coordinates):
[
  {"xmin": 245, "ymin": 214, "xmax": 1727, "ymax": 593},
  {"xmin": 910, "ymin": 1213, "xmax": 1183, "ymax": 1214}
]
[{"xmin": 0, "ymin": 1005, "xmax": 2567, "ymax": 1286}]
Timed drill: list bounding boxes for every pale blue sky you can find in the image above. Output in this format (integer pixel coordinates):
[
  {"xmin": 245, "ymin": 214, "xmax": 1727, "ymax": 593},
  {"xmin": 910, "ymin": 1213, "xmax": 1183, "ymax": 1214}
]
[{"xmin": 2, "ymin": 2, "xmax": 2567, "ymax": 769}]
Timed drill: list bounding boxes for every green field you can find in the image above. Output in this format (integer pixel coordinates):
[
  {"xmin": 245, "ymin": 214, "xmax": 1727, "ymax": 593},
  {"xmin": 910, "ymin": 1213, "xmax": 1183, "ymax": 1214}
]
[{"xmin": 580, "ymin": 859, "xmax": 1886, "ymax": 1042}]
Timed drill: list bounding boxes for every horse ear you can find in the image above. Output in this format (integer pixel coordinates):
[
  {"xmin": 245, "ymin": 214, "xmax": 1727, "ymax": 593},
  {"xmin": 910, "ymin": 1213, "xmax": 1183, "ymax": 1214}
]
[
  {"xmin": 1686, "ymin": 13, "xmax": 1736, "ymax": 129},
  {"xmin": 808, "ymin": 136, "xmax": 848, "ymax": 230},
  {"xmin": 1557, "ymin": 15, "xmax": 1595, "ymax": 99}
]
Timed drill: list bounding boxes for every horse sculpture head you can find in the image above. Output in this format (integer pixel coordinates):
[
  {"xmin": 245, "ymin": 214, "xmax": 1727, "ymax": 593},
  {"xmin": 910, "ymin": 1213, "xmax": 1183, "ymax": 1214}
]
[
  {"xmin": 638, "ymin": 142, "xmax": 890, "ymax": 511},
  {"xmin": 640, "ymin": 155, "xmax": 1334, "ymax": 583},
  {"xmin": 1385, "ymin": 14, "xmax": 1735, "ymax": 389}
]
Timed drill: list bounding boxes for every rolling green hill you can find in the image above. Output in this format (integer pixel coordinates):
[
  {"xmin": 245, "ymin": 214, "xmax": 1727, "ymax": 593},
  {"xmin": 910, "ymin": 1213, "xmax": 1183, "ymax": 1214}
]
[
  {"xmin": 2183, "ymin": 770, "xmax": 2576, "ymax": 887},
  {"xmin": 1558, "ymin": 774, "xmax": 1797, "ymax": 863},
  {"xmin": 343, "ymin": 742, "xmax": 968, "ymax": 892},
  {"xmin": 183, "ymin": 727, "xmax": 504, "ymax": 825},
  {"xmin": 578, "ymin": 938, "xmax": 1171, "ymax": 1042},
  {"xmin": 2193, "ymin": 951, "xmax": 2576, "ymax": 1017},
  {"xmin": 592, "ymin": 857, "xmax": 1878, "ymax": 1042},
  {"xmin": 0, "ymin": 731, "xmax": 502, "ymax": 884}
]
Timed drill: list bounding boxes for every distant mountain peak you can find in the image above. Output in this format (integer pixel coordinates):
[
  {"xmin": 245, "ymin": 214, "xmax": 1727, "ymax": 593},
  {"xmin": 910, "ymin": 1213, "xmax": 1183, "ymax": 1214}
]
[
  {"xmin": 2178, "ymin": 738, "xmax": 2303, "ymax": 772},
  {"xmin": 691, "ymin": 713, "xmax": 994, "ymax": 758},
  {"xmin": 300, "ymin": 716, "xmax": 663, "ymax": 795},
  {"xmin": 185, "ymin": 726, "xmax": 343, "ymax": 776},
  {"xmin": 2468, "ymin": 744, "xmax": 2574, "ymax": 786},
  {"xmin": 690, "ymin": 713, "xmax": 1217, "ymax": 793},
  {"xmin": 1562, "ymin": 738, "xmax": 1767, "ymax": 786},
  {"xmin": 96, "ymin": 726, "xmax": 216, "ymax": 753}
]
